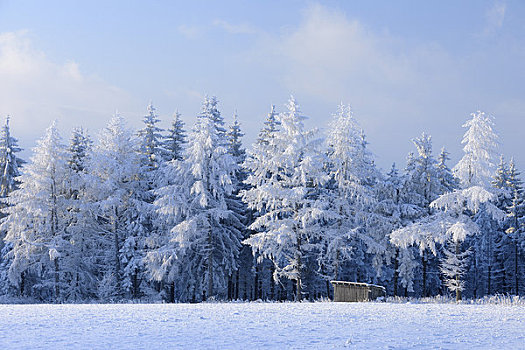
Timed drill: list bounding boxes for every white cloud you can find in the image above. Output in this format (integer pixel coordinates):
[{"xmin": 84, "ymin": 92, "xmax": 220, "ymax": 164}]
[
  {"xmin": 213, "ymin": 19, "xmax": 258, "ymax": 35},
  {"xmin": 177, "ymin": 25, "xmax": 202, "ymax": 39},
  {"xmin": 263, "ymin": 5, "xmax": 462, "ymax": 126},
  {"xmin": 0, "ymin": 31, "xmax": 135, "ymax": 149},
  {"xmin": 242, "ymin": 4, "xmax": 477, "ymax": 168},
  {"xmin": 241, "ymin": 2, "xmax": 524, "ymax": 171},
  {"xmin": 485, "ymin": 1, "xmax": 506, "ymax": 35}
]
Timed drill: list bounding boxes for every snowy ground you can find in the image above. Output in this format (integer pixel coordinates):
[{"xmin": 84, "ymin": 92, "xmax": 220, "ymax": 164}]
[{"xmin": 0, "ymin": 302, "xmax": 523, "ymax": 349}]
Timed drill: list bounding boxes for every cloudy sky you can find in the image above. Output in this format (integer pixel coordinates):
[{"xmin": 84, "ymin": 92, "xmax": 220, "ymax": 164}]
[{"xmin": 0, "ymin": 0, "xmax": 524, "ymax": 171}]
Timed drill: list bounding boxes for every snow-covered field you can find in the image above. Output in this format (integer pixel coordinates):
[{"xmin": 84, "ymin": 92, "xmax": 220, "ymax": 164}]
[{"xmin": 0, "ymin": 302, "xmax": 523, "ymax": 349}]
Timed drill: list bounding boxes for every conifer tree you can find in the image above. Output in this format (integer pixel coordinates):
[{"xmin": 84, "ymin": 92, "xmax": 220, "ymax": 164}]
[
  {"xmin": 320, "ymin": 104, "xmax": 378, "ymax": 283},
  {"xmin": 453, "ymin": 111, "xmax": 498, "ymax": 188},
  {"xmin": 151, "ymin": 97, "xmax": 240, "ymax": 301},
  {"xmin": 238, "ymin": 105, "xmax": 280, "ymax": 300},
  {"xmin": 0, "ymin": 117, "xmax": 25, "ymax": 295},
  {"xmin": 89, "ymin": 115, "xmax": 150, "ymax": 299},
  {"xmin": 503, "ymin": 159, "xmax": 525, "ymax": 294},
  {"xmin": 163, "ymin": 111, "xmax": 187, "ymax": 162},
  {"xmin": 0, "ymin": 117, "xmax": 25, "ymax": 198},
  {"xmin": 440, "ymin": 238, "xmax": 470, "ymax": 299},
  {"xmin": 2, "ymin": 122, "xmax": 68, "ymax": 299},
  {"xmin": 137, "ymin": 103, "xmax": 165, "ymax": 171},
  {"xmin": 60, "ymin": 127, "xmax": 100, "ymax": 300},
  {"xmin": 226, "ymin": 113, "xmax": 251, "ymax": 300},
  {"xmin": 392, "ymin": 112, "xmax": 504, "ymax": 300},
  {"xmin": 243, "ymin": 96, "xmax": 326, "ymax": 301}
]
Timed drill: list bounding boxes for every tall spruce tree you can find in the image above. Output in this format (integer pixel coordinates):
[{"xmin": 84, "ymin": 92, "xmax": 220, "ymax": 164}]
[
  {"xmin": 403, "ymin": 133, "xmax": 455, "ymax": 296},
  {"xmin": 0, "ymin": 117, "xmax": 25, "ymax": 198},
  {"xmin": 320, "ymin": 104, "xmax": 378, "ymax": 284},
  {"xmin": 89, "ymin": 115, "xmax": 150, "ymax": 300},
  {"xmin": 151, "ymin": 96, "xmax": 241, "ymax": 301},
  {"xmin": 138, "ymin": 102, "xmax": 165, "ymax": 171},
  {"xmin": 503, "ymin": 159, "xmax": 525, "ymax": 294},
  {"xmin": 226, "ymin": 113, "xmax": 251, "ymax": 300},
  {"xmin": 392, "ymin": 112, "xmax": 503, "ymax": 300},
  {"xmin": 0, "ymin": 117, "xmax": 25, "ymax": 295},
  {"xmin": 60, "ymin": 127, "xmax": 100, "ymax": 300},
  {"xmin": 240, "ymin": 105, "xmax": 281, "ymax": 300},
  {"xmin": 163, "ymin": 111, "xmax": 187, "ymax": 162},
  {"xmin": 243, "ymin": 96, "xmax": 326, "ymax": 301},
  {"xmin": 2, "ymin": 122, "xmax": 68, "ymax": 300}
]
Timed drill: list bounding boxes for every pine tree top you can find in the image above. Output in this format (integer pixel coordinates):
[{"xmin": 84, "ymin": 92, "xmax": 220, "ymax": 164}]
[
  {"xmin": 227, "ymin": 113, "xmax": 246, "ymax": 165},
  {"xmin": 199, "ymin": 96, "xmax": 226, "ymax": 135},
  {"xmin": 137, "ymin": 103, "xmax": 164, "ymax": 170},
  {"xmin": 0, "ymin": 116, "xmax": 25, "ymax": 197},
  {"xmin": 453, "ymin": 111, "xmax": 499, "ymax": 188},
  {"xmin": 256, "ymin": 105, "xmax": 279, "ymax": 146},
  {"xmin": 163, "ymin": 110, "xmax": 187, "ymax": 162}
]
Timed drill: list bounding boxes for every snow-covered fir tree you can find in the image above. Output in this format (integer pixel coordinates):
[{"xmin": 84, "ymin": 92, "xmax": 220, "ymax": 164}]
[
  {"xmin": 501, "ymin": 159, "xmax": 525, "ymax": 294},
  {"xmin": 238, "ymin": 105, "xmax": 281, "ymax": 300},
  {"xmin": 490, "ymin": 156, "xmax": 511, "ymax": 293},
  {"xmin": 320, "ymin": 103, "xmax": 378, "ymax": 284},
  {"xmin": 391, "ymin": 112, "xmax": 504, "ymax": 300},
  {"xmin": 453, "ymin": 111, "xmax": 502, "ymax": 298},
  {"xmin": 151, "ymin": 97, "xmax": 241, "ymax": 301},
  {"xmin": 437, "ymin": 147, "xmax": 459, "ymax": 195},
  {"xmin": 143, "ymin": 110, "xmax": 187, "ymax": 301},
  {"xmin": 255, "ymin": 105, "xmax": 279, "ymax": 146},
  {"xmin": 401, "ymin": 133, "xmax": 457, "ymax": 296},
  {"xmin": 440, "ymin": 238, "xmax": 470, "ymax": 300},
  {"xmin": 89, "ymin": 114, "xmax": 151, "ymax": 300},
  {"xmin": 226, "ymin": 113, "xmax": 251, "ymax": 300},
  {"xmin": 453, "ymin": 111, "xmax": 498, "ymax": 188},
  {"xmin": 137, "ymin": 102, "xmax": 165, "ymax": 171},
  {"xmin": 0, "ymin": 117, "xmax": 25, "ymax": 198},
  {"xmin": 0, "ymin": 117, "xmax": 25, "ymax": 295},
  {"xmin": 163, "ymin": 111, "xmax": 187, "ymax": 162},
  {"xmin": 2, "ymin": 122, "xmax": 68, "ymax": 300},
  {"xmin": 144, "ymin": 156, "xmax": 185, "ymax": 301},
  {"xmin": 59, "ymin": 127, "xmax": 101, "ymax": 300},
  {"xmin": 243, "ymin": 96, "xmax": 326, "ymax": 301},
  {"xmin": 227, "ymin": 113, "xmax": 246, "ymax": 165},
  {"xmin": 376, "ymin": 160, "xmax": 429, "ymax": 297}
]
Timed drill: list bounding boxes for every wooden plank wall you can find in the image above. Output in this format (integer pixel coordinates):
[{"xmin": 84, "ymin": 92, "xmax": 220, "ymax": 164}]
[{"xmin": 331, "ymin": 281, "xmax": 385, "ymax": 302}]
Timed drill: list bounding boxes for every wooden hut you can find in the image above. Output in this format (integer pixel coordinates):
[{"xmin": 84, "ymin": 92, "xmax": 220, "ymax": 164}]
[{"xmin": 331, "ymin": 281, "xmax": 386, "ymax": 302}]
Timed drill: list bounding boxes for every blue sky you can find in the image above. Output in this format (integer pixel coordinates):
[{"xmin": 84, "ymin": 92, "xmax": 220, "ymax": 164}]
[{"xmin": 0, "ymin": 0, "xmax": 524, "ymax": 171}]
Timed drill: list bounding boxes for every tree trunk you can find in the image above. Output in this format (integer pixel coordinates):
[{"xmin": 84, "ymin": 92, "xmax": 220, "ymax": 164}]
[
  {"xmin": 227, "ymin": 274, "xmax": 233, "ymax": 300},
  {"xmin": 456, "ymin": 242, "xmax": 462, "ymax": 302},
  {"xmin": 235, "ymin": 270, "xmax": 239, "ymax": 300},
  {"xmin": 295, "ymin": 235, "xmax": 302, "ymax": 301},
  {"xmin": 270, "ymin": 265, "xmax": 275, "ymax": 300},
  {"xmin": 393, "ymin": 248, "xmax": 399, "ymax": 296},
  {"xmin": 51, "ymin": 175, "xmax": 60, "ymax": 300},
  {"xmin": 207, "ymin": 226, "xmax": 213, "ymax": 299},
  {"xmin": 487, "ymin": 265, "xmax": 491, "ymax": 296},
  {"xmin": 472, "ymin": 249, "xmax": 477, "ymax": 299},
  {"xmin": 54, "ymin": 259, "xmax": 60, "ymax": 299},
  {"xmin": 334, "ymin": 249, "xmax": 340, "ymax": 281},
  {"xmin": 132, "ymin": 271, "xmax": 138, "ymax": 298},
  {"xmin": 19, "ymin": 272, "xmax": 25, "ymax": 297},
  {"xmin": 254, "ymin": 264, "xmax": 259, "ymax": 300},
  {"xmin": 515, "ymin": 238, "xmax": 519, "ymax": 295},
  {"xmin": 422, "ymin": 250, "xmax": 427, "ymax": 297},
  {"xmin": 113, "ymin": 208, "xmax": 121, "ymax": 294},
  {"xmin": 170, "ymin": 281, "xmax": 175, "ymax": 303}
]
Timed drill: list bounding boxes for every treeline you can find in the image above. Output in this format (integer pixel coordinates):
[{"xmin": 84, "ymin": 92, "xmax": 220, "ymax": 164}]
[{"xmin": 0, "ymin": 96, "xmax": 523, "ymax": 302}]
